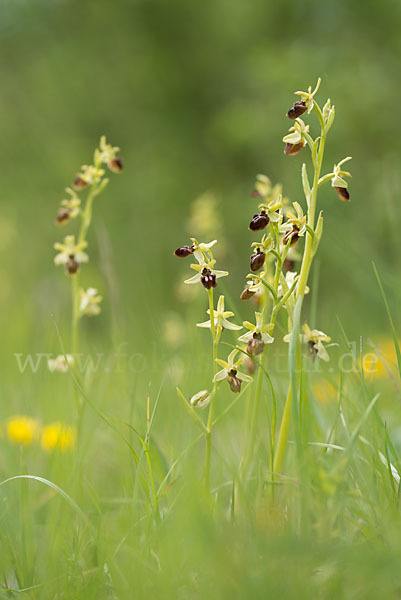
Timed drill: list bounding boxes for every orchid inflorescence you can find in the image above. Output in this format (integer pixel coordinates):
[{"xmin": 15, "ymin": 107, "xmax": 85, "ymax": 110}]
[
  {"xmin": 174, "ymin": 237, "xmax": 248, "ymax": 394},
  {"xmin": 173, "ymin": 78, "xmax": 351, "ymax": 486},
  {"xmin": 52, "ymin": 136, "xmax": 122, "ymax": 363}
]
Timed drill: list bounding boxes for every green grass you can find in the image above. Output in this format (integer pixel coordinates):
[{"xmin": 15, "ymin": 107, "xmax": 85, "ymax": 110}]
[
  {"xmin": 2, "ymin": 1, "xmax": 401, "ymax": 597},
  {"xmin": 1, "ymin": 285, "xmax": 401, "ymax": 598}
]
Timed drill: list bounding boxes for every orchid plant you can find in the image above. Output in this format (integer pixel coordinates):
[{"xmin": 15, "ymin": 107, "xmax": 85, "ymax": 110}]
[
  {"xmin": 174, "ymin": 79, "xmax": 351, "ymax": 491},
  {"xmin": 239, "ymin": 78, "xmax": 351, "ymax": 479},
  {"xmin": 174, "ymin": 238, "xmax": 251, "ymax": 491},
  {"xmin": 51, "ymin": 136, "xmax": 122, "ymax": 372}
]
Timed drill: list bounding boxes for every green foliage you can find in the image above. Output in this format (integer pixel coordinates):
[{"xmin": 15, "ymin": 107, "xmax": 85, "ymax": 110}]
[{"xmin": 1, "ymin": 1, "xmax": 401, "ymax": 597}]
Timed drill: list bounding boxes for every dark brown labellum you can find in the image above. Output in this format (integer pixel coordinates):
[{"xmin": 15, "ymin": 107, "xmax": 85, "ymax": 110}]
[
  {"xmin": 283, "ymin": 258, "xmax": 296, "ymax": 272},
  {"xmin": 334, "ymin": 186, "xmax": 350, "ymax": 202},
  {"xmin": 56, "ymin": 208, "xmax": 70, "ymax": 224},
  {"xmin": 247, "ymin": 333, "xmax": 265, "ymax": 356},
  {"xmin": 284, "ymin": 141, "xmax": 304, "ymax": 156},
  {"xmin": 250, "ymin": 250, "xmax": 265, "ymax": 272},
  {"xmin": 174, "ymin": 245, "xmax": 194, "ymax": 258},
  {"xmin": 249, "ymin": 211, "xmax": 269, "ymax": 232},
  {"xmin": 307, "ymin": 340, "xmax": 317, "ymax": 359},
  {"xmin": 240, "ymin": 287, "xmax": 256, "ymax": 301},
  {"xmin": 245, "ymin": 355, "xmax": 256, "ymax": 375},
  {"xmin": 227, "ymin": 369, "xmax": 242, "ymax": 393},
  {"xmin": 66, "ymin": 255, "xmax": 80, "ymax": 275},
  {"xmin": 283, "ymin": 226, "xmax": 300, "ymax": 247},
  {"xmin": 200, "ymin": 268, "xmax": 217, "ymax": 290},
  {"xmin": 72, "ymin": 176, "xmax": 88, "ymax": 191},
  {"xmin": 286, "ymin": 101, "xmax": 307, "ymax": 119},
  {"xmin": 108, "ymin": 157, "xmax": 123, "ymax": 173}
]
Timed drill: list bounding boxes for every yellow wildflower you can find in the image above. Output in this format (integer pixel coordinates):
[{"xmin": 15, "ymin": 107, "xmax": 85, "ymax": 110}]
[
  {"xmin": 362, "ymin": 338, "xmax": 400, "ymax": 379},
  {"xmin": 312, "ymin": 380, "xmax": 338, "ymax": 406},
  {"xmin": 41, "ymin": 422, "xmax": 76, "ymax": 452},
  {"xmin": 7, "ymin": 416, "xmax": 39, "ymax": 445}
]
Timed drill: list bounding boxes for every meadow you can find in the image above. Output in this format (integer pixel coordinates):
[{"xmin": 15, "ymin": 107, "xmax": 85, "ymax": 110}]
[{"xmin": 2, "ymin": 1, "xmax": 401, "ymax": 598}]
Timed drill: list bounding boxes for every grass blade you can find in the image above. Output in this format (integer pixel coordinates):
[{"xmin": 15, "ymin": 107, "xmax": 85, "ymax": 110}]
[{"xmin": 373, "ymin": 261, "xmax": 401, "ymax": 378}]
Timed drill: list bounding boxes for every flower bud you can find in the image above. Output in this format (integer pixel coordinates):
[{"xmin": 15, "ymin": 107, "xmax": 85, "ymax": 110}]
[
  {"xmin": 56, "ymin": 208, "xmax": 71, "ymax": 225},
  {"xmin": 66, "ymin": 256, "xmax": 80, "ymax": 275},
  {"xmin": 249, "ymin": 210, "xmax": 269, "ymax": 232},
  {"xmin": 108, "ymin": 157, "xmax": 123, "ymax": 173},
  {"xmin": 72, "ymin": 176, "xmax": 88, "ymax": 191},
  {"xmin": 200, "ymin": 268, "xmax": 217, "ymax": 290},
  {"xmin": 227, "ymin": 369, "xmax": 242, "ymax": 393},
  {"xmin": 283, "ymin": 226, "xmax": 300, "ymax": 247},
  {"xmin": 284, "ymin": 141, "xmax": 304, "ymax": 156},
  {"xmin": 250, "ymin": 250, "xmax": 265, "ymax": 272},
  {"xmin": 247, "ymin": 333, "xmax": 265, "ymax": 356},
  {"xmin": 240, "ymin": 287, "xmax": 256, "ymax": 300},
  {"xmin": 174, "ymin": 245, "xmax": 194, "ymax": 258},
  {"xmin": 190, "ymin": 390, "xmax": 210, "ymax": 408},
  {"xmin": 334, "ymin": 186, "xmax": 350, "ymax": 202},
  {"xmin": 286, "ymin": 101, "xmax": 307, "ymax": 119}
]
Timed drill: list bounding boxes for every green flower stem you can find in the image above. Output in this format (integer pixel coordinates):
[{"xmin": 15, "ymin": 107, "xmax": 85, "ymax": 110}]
[
  {"xmin": 71, "ymin": 274, "xmax": 80, "ymax": 358},
  {"xmin": 78, "ymin": 184, "xmax": 97, "ymax": 245},
  {"xmin": 71, "ymin": 181, "xmax": 98, "ymax": 359},
  {"xmin": 273, "ymin": 104, "xmax": 327, "ymax": 475},
  {"xmin": 296, "ymin": 139, "xmax": 326, "ymax": 299},
  {"xmin": 70, "ymin": 181, "xmax": 99, "ymax": 416},
  {"xmin": 272, "ymin": 387, "xmax": 292, "ymax": 474},
  {"xmin": 204, "ymin": 287, "xmax": 219, "ymax": 492},
  {"xmin": 240, "ymin": 225, "xmax": 282, "ymax": 481}
]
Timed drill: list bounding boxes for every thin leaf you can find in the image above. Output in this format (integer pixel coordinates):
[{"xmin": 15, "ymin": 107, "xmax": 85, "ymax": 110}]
[
  {"xmin": 372, "ymin": 261, "xmax": 401, "ymax": 378},
  {"xmin": 0, "ymin": 475, "xmax": 89, "ymax": 525},
  {"xmin": 290, "ymin": 296, "xmax": 303, "ymax": 455},
  {"xmin": 176, "ymin": 388, "xmax": 209, "ymax": 434},
  {"xmin": 301, "ymin": 163, "xmax": 311, "ymax": 200},
  {"xmin": 348, "ymin": 394, "xmax": 380, "ymax": 450}
]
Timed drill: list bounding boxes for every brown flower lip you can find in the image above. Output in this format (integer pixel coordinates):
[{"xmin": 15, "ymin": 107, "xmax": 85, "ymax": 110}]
[
  {"xmin": 240, "ymin": 287, "xmax": 256, "ymax": 301},
  {"xmin": 245, "ymin": 355, "xmax": 256, "ymax": 375},
  {"xmin": 108, "ymin": 157, "xmax": 123, "ymax": 173},
  {"xmin": 334, "ymin": 186, "xmax": 350, "ymax": 202},
  {"xmin": 200, "ymin": 267, "xmax": 217, "ymax": 290},
  {"xmin": 249, "ymin": 211, "xmax": 269, "ymax": 232},
  {"xmin": 66, "ymin": 255, "xmax": 80, "ymax": 275},
  {"xmin": 247, "ymin": 333, "xmax": 264, "ymax": 356},
  {"xmin": 250, "ymin": 250, "xmax": 266, "ymax": 272},
  {"xmin": 283, "ymin": 258, "xmax": 296, "ymax": 272},
  {"xmin": 307, "ymin": 340, "xmax": 318, "ymax": 359},
  {"xmin": 286, "ymin": 101, "xmax": 307, "ymax": 120},
  {"xmin": 72, "ymin": 176, "xmax": 88, "ymax": 191},
  {"xmin": 284, "ymin": 141, "xmax": 305, "ymax": 156},
  {"xmin": 283, "ymin": 226, "xmax": 300, "ymax": 247},
  {"xmin": 227, "ymin": 369, "xmax": 242, "ymax": 393},
  {"xmin": 174, "ymin": 245, "xmax": 194, "ymax": 258},
  {"xmin": 56, "ymin": 208, "xmax": 70, "ymax": 224}
]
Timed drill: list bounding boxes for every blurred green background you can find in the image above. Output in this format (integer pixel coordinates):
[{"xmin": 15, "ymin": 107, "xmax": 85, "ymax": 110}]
[
  {"xmin": 1, "ymin": 0, "xmax": 401, "ymax": 392},
  {"xmin": 2, "ymin": 1, "xmax": 401, "ymax": 596}
]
